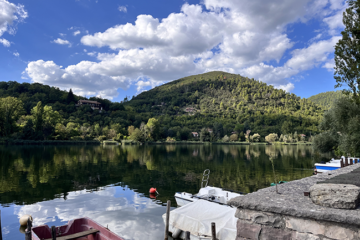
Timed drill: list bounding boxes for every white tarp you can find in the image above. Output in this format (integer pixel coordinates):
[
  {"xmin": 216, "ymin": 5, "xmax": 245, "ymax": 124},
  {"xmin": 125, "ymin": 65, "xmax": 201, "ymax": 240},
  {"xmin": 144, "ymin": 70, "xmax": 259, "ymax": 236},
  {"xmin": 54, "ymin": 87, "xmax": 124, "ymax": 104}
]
[{"xmin": 162, "ymin": 200, "xmax": 237, "ymax": 240}]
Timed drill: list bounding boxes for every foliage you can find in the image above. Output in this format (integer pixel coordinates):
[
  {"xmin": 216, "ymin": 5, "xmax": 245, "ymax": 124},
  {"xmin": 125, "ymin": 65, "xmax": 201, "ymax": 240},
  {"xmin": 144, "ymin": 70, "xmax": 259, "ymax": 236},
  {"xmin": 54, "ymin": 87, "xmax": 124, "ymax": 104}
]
[
  {"xmin": 313, "ymin": 97, "xmax": 360, "ymax": 155},
  {"xmin": 229, "ymin": 133, "xmax": 238, "ymax": 141},
  {"xmin": 308, "ymin": 91, "xmax": 344, "ymax": 109},
  {"xmin": 222, "ymin": 135, "xmax": 230, "ymax": 142},
  {"xmin": 334, "ymin": 0, "xmax": 360, "ymax": 105},
  {"xmin": 250, "ymin": 133, "xmax": 261, "ymax": 142},
  {"xmin": 0, "ymin": 71, "xmax": 322, "ymax": 143},
  {"xmin": 166, "ymin": 137, "xmax": 176, "ymax": 142},
  {"xmin": 0, "ymin": 96, "xmax": 24, "ymax": 137},
  {"xmin": 265, "ymin": 133, "xmax": 278, "ymax": 143}
]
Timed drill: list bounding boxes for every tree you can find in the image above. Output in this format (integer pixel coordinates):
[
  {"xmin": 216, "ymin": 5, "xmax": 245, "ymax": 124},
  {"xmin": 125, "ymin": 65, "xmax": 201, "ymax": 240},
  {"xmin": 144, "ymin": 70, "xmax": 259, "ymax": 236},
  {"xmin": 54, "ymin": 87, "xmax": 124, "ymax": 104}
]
[
  {"xmin": 67, "ymin": 89, "xmax": 76, "ymax": 104},
  {"xmin": 229, "ymin": 134, "xmax": 238, "ymax": 141},
  {"xmin": 130, "ymin": 128, "xmax": 144, "ymax": 142},
  {"xmin": 31, "ymin": 101, "xmax": 44, "ymax": 132},
  {"xmin": 265, "ymin": 133, "xmax": 278, "ymax": 143},
  {"xmin": 146, "ymin": 118, "xmax": 160, "ymax": 140},
  {"xmin": 128, "ymin": 125, "xmax": 135, "ymax": 136},
  {"xmin": 251, "ymin": 133, "xmax": 261, "ymax": 142},
  {"xmin": 334, "ymin": 0, "xmax": 360, "ymax": 105},
  {"xmin": 313, "ymin": 97, "xmax": 360, "ymax": 155},
  {"xmin": 0, "ymin": 97, "xmax": 24, "ymax": 137},
  {"xmin": 222, "ymin": 135, "xmax": 230, "ymax": 142},
  {"xmin": 245, "ymin": 130, "xmax": 251, "ymax": 142}
]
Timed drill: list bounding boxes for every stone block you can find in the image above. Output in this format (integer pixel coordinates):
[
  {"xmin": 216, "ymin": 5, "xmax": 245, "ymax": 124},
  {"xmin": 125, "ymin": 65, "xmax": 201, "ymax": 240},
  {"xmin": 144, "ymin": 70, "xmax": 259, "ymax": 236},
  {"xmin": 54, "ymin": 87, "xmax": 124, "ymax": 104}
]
[
  {"xmin": 237, "ymin": 219, "xmax": 261, "ymax": 239},
  {"xmin": 235, "ymin": 209, "xmax": 285, "ymax": 228},
  {"xmin": 285, "ymin": 217, "xmax": 325, "ymax": 236},
  {"xmin": 323, "ymin": 225, "xmax": 358, "ymax": 240},
  {"xmin": 295, "ymin": 232, "xmax": 320, "ymax": 240},
  {"xmin": 259, "ymin": 226, "xmax": 295, "ymax": 240},
  {"xmin": 309, "ymin": 184, "xmax": 360, "ymax": 209}
]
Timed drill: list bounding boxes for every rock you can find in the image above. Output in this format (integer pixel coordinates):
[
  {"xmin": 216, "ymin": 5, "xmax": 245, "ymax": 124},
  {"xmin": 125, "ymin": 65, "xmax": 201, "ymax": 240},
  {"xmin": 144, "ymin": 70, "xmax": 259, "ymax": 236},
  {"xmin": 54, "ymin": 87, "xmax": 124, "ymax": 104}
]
[
  {"xmin": 258, "ymin": 226, "xmax": 295, "ymax": 240},
  {"xmin": 19, "ymin": 214, "xmax": 32, "ymax": 226},
  {"xmin": 309, "ymin": 184, "xmax": 360, "ymax": 209},
  {"xmin": 237, "ymin": 219, "xmax": 261, "ymax": 239}
]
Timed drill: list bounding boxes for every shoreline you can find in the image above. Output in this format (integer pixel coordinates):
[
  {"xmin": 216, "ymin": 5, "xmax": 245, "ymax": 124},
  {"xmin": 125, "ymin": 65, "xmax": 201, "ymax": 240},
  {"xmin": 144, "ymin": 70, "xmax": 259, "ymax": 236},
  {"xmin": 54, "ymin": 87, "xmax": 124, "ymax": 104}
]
[{"xmin": 0, "ymin": 139, "xmax": 312, "ymax": 146}]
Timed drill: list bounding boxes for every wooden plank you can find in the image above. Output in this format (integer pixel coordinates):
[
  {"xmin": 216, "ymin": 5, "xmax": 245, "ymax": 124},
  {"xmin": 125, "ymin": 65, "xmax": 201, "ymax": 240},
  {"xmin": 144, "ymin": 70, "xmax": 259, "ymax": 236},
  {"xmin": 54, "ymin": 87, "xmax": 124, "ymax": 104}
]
[
  {"xmin": 44, "ymin": 229, "xmax": 99, "ymax": 240},
  {"xmin": 164, "ymin": 200, "xmax": 171, "ymax": 240},
  {"xmin": 211, "ymin": 222, "xmax": 216, "ymax": 240}
]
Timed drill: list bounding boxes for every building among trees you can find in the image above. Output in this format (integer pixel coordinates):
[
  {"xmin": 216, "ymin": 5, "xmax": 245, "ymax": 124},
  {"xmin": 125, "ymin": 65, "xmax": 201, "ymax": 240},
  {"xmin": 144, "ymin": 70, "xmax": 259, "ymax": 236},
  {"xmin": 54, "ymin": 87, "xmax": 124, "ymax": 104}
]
[{"xmin": 76, "ymin": 100, "xmax": 102, "ymax": 110}]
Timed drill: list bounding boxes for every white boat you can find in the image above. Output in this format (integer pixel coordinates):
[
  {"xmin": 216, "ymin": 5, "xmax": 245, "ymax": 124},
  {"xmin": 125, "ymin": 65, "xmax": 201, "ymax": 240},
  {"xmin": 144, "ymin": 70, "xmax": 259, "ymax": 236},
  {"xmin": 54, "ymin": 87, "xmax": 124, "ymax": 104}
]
[
  {"xmin": 174, "ymin": 186, "xmax": 242, "ymax": 207},
  {"xmin": 315, "ymin": 156, "xmax": 360, "ymax": 173},
  {"xmin": 162, "ymin": 200, "xmax": 237, "ymax": 240},
  {"xmin": 174, "ymin": 169, "xmax": 243, "ymax": 207}
]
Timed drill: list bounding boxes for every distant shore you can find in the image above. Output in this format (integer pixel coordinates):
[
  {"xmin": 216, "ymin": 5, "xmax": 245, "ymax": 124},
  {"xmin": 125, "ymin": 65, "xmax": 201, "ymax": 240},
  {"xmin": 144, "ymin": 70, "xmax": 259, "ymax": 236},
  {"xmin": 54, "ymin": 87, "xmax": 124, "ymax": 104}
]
[{"xmin": 0, "ymin": 139, "xmax": 312, "ymax": 146}]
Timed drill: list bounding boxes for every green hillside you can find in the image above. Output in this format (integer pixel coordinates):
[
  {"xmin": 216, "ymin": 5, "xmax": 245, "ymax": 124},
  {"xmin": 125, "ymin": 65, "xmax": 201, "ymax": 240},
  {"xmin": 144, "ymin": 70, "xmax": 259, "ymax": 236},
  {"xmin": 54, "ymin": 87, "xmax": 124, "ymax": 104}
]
[
  {"xmin": 126, "ymin": 71, "xmax": 323, "ymax": 139},
  {"xmin": 307, "ymin": 91, "xmax": 344, "ymax": 109},
  {"xmin": 0, "ymin": 71, "xmax": 324, "ymax": 142}
]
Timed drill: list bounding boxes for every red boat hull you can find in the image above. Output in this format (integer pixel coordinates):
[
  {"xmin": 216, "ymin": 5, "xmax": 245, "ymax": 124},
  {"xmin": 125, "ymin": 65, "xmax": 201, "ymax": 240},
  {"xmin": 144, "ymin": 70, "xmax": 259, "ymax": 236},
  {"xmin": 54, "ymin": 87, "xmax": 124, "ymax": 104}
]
[{"xmin": 31, "ymin": 217, "xmax": 124, "ymax": 240}]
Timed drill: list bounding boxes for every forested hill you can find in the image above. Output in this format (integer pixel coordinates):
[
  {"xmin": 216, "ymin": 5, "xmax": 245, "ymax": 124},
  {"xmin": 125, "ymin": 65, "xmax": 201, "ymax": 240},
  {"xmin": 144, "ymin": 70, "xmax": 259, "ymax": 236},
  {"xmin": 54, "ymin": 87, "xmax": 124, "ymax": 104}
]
[
  {"xmin": 307, "ymin": 90, "xmax": 344, "ymax": 109},
  {"xmin": 0, "ymin": 71, "xmax": 324, "ymax": 142},
  {"xmin": 125, "ymin": 71, "xmax": 324, "ymax": 138}
]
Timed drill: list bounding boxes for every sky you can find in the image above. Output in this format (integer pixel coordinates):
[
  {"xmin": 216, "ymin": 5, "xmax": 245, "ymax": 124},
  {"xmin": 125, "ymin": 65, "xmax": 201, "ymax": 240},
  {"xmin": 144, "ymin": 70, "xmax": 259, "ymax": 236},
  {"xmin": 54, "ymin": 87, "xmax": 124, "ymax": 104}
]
[{"xmin": 0, "ymin": 0, "xmax": 346, "ymax": 102}]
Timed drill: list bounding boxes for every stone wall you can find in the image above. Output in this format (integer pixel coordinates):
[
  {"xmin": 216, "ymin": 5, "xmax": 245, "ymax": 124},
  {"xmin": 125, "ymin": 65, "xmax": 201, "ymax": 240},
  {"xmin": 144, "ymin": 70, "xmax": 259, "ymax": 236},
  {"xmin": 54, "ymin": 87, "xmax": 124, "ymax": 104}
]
[{"xmin": 235, "ymin": 208, "xmax": 359, "ymax": 240}]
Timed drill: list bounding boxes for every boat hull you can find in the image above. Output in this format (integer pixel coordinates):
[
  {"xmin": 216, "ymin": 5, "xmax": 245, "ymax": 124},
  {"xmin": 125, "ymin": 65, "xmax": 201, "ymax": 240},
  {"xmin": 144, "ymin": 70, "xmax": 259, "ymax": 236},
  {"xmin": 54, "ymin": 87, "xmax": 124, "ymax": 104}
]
[
  {"xmin": 31, "ymin": 217, "xmax": 124, "ymax": 240},
  {"xmin": 174, "ymin": 186, "xmax": 242, "ymax": 207}
]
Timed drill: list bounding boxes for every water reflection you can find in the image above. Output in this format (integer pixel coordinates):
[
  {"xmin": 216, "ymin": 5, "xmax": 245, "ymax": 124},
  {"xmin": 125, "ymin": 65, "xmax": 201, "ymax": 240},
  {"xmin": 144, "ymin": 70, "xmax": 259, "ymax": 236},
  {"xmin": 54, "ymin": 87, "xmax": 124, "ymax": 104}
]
[{"xmin": 0, "ymin": 144, "xmax": 322, "ymax": 240}]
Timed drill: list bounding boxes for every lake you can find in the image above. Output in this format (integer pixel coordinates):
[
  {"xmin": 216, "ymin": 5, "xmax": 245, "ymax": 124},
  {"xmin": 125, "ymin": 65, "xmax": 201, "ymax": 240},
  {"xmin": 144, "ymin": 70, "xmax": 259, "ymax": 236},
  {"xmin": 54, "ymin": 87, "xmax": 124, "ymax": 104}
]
[{"xmin": 0, "ymin": 144, "xmax": 321, "ymax": 240}]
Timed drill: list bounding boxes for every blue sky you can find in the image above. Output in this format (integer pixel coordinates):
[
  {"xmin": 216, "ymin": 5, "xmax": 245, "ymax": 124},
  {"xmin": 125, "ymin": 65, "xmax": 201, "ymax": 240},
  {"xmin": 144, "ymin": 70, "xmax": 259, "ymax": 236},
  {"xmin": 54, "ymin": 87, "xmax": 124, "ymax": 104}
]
[{"xmin": 0, "ymin": 0, "xmax": 346, "ymax": 102}]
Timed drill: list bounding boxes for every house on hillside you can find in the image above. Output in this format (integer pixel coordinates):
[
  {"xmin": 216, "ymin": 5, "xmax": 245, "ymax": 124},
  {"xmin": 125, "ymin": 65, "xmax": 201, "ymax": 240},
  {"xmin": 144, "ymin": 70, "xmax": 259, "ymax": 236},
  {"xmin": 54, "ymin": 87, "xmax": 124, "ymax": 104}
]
[
  {"xmin": 192, "ymin": 132, "xmax": 199, "ymax": 138},
  {"xmin": 185, "ymin": 107, "xmax": 196, "ymax": 113},
  {"xmin": 76, "ymin": 100, "xmax": 102, "ymax": 110}
]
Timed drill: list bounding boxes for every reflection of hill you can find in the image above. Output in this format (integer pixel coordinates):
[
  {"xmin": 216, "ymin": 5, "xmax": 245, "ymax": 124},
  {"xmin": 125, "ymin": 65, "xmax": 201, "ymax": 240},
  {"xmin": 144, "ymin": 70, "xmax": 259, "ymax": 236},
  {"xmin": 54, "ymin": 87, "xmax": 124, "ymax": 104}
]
[{"xmin": 0, "ymin": 145, "xmax": 318, "ymax": 206}]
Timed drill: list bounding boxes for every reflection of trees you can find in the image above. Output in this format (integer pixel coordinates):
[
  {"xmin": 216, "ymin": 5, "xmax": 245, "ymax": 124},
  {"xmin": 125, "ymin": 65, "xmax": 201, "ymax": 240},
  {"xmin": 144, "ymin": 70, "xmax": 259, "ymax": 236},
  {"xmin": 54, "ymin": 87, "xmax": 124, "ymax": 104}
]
[{"xmin": 0, "ymin": 144, "xmax": 317, "ymax": 206}]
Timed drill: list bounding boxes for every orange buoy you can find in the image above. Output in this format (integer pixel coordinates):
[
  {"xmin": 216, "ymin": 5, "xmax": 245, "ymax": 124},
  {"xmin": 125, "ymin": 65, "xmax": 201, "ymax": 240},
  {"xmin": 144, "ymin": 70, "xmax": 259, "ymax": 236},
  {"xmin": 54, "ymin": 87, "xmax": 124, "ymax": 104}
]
[
  {"xmin": 149, "ymin": 188, "xmax": 157, "ymax": 194},
  {"xmin": 149, "ymin": 193, "xmax": 156, "ymax": 199}
]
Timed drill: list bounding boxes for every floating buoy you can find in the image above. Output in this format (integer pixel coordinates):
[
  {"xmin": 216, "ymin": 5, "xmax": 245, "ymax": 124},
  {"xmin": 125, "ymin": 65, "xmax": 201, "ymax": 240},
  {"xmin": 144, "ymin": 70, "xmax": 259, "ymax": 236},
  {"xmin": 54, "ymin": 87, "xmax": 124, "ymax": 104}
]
[
  {"xmin": 149, "ymin": 193, "xmax": 156, "ymax": 199},
  {"xmin": 19, "ymin": 214, "xmax": 33, "ymax": 226},
  {"xmin": 149, "ymin": 187, "xmax": 157, "ymax": 194}
]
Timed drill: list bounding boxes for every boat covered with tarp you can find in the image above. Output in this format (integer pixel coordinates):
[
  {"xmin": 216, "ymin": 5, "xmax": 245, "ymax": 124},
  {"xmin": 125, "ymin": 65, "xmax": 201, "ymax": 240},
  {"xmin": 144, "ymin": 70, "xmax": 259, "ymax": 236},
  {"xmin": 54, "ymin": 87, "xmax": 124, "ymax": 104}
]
[{"xmin": 162, "ymin": 200, "xmax": 237, "ymax": 240}]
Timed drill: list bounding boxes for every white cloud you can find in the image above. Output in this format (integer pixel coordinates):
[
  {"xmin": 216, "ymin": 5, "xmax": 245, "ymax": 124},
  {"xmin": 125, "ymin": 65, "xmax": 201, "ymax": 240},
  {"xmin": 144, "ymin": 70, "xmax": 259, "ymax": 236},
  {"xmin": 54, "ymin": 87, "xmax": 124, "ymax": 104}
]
[
  {"xmin": 277, "ymin": 83, "xmax": 295, "ymax": 92},
  {"xmin": 0, "ymin": 0, "xmax": 27, "ymax": 47},
  {"xmin": 15, "ymin": 187, "xmax": 166, "ymax": 240},
  {"xmin": 0, "ymin": 0, "xmax": 27, "ymax": 37},
  {"xmin": 27, "ymin": 0, "xmax": 346, "ymax": 98},
  {"xmin": 52, "ymin": 38, "xmax": 71, "ymax": 46},
  {"xmin": 25, "ymin": 60, "xmax": 129, "ymax": 99},
  {"xmin": 0, "ymin": 38, "xmax": 10, "ymax": 47},
  {"xmin": 118, "ymin": 6, "xmax": 127, "ymax": 13},
  {"xmin": 73, "ymin": 30, "xmax": 81, "ymax": 36},
  {"xmin": 13, "ymin": 51, "xmax": 19, "ymax": 56}
]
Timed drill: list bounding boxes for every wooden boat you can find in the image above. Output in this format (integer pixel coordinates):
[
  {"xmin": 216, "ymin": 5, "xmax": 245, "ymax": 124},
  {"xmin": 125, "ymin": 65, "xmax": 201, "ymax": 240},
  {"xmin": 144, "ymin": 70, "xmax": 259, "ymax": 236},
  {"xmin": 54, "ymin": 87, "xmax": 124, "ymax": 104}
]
[{"xmin": 31, "ymin": 217, "xmax": 124, "ymax": 240}]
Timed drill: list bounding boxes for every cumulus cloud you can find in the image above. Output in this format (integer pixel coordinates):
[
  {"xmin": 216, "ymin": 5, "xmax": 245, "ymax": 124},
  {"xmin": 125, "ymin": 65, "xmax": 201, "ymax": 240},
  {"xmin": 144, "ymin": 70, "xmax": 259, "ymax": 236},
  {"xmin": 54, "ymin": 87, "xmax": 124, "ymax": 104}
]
[
  {"xmin": 0, "ymin": 0, "xmax": 27, "ymax": 46},
  {"xmin": 52, "ymin": 38, "xmax": 71, "ymax": 46},
  {"xmin": 25, "ymin": 60, "xmax": 129, "ymax": 99},
  {"xmin": 15, "ymin": 187, "xmax": 166, "ymax": 240},
  {"xmin": 13, "ymin": 51, "xmax": 19, "ymax": 56},
  {"xmin": 0, "ymin": 0, "xmax": 27, "ymax": 36},
  {"xmin": 73, "ymin": 30, "xmax": 81, "ymax": 36},
  {"xmin": 27, "ymin": 0, "xmax": 346, "ymax": 97},
  {"xmin": 0, "ymin": 38, "xmax": 10, "ymax": 47},
  {"xmin": 118, "ymin": 6, "xmax": 127, "ymax": 13}
]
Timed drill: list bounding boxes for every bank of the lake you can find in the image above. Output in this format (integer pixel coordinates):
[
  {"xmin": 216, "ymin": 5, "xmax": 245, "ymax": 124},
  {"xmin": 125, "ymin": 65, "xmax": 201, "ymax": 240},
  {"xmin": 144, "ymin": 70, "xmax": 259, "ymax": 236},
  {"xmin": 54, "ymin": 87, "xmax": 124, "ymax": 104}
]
[{"xmin": 0, "ymin": 144, "xmax": 325, "ymax": 240}]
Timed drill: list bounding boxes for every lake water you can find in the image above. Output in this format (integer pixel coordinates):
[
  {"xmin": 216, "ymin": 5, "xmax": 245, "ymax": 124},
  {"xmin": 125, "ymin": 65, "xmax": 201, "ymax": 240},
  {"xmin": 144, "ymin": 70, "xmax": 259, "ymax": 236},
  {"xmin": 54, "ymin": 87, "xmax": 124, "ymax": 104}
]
[{"xmin": 0, "ymin": 144, "xmax": 321, "ymax": 240}]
